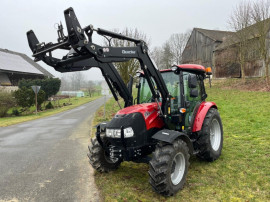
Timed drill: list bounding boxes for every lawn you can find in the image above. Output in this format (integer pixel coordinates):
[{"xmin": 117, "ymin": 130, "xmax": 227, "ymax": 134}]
[
  {"xmin": 0, "ymin": 95, "xmax": 101, "ymax": 127},
  {"xmin": 91, "ymin": 81, "xmax": 270, "ymax": 201}
]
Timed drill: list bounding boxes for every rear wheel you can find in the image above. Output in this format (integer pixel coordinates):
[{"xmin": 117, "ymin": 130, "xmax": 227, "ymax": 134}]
[
  {"xmin": 196, "ymin": 108, "xmax": 223, "ymax": 161},
  {"xmin": 87, "ymin": 138, "xmax": 121, "ymax": 172},
  {"xmin": 148, "ymin": 139, "xmax": 190, "ymax": 196}
]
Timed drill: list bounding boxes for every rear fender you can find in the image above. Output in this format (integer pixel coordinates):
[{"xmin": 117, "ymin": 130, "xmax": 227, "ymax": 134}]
[
  {"xmin": 191, "ymin": 101, "xmax": 217, "ymax": 132},
  {"xmin": 152, "ymin": 129, "xmax": 193, "ymax": 154}
]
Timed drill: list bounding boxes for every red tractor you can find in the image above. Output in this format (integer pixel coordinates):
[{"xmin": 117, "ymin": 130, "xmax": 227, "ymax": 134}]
[{"xmin": 27, "ymin": 8, "xmax": 223, "ymax": 196}]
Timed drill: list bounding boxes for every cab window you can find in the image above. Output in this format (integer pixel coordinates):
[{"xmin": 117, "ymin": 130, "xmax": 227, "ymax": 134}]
[{"xmin": 161, "ymin": 72, "xmax": 180, "ymax": 114}]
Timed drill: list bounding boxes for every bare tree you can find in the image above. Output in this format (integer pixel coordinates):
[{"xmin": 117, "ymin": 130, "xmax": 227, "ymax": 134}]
[
  {"xmin": 251, "ymin": 0, "xmax": 270, "ymax": 84},
  {"xmin": 228, "ymin": 0, "xmax": 253, "ymax": 80},
  {"xmin": 168, "ymin": 31, "xmax": 191, "ymax": 65},
  {"xmin": 161, "ymin": 41, "xmax": 174, "ymax": 69},
  {"xmin": 150, "ymin": 46, "xmax": 164, "ymax": 69},
  {"xmin": 104, "ymin": 28, "xmax": 150, "ymax": 84},
  {"xmin": 60, "ymin": 74, "xmax": 70, "ymax": 91},
  {"xmin": 151, "ymin": 30, "xmax": 190, "ymax": 70},
  {"xmin": 63, "ymin": 72, "xmax": 85, "ymax": 91},
  {"xmin": 87, "ymin": 80, "xmax": 96, "ymax": 97}
]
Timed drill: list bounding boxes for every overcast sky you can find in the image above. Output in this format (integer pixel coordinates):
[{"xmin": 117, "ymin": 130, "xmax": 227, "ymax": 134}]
[{"xmin": 0, "ymin": 0, "xmax": 248, "ymax": 80}]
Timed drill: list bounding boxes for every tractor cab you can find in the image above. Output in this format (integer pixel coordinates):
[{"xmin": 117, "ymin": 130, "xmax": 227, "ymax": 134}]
[{"xmin": 136, "ymin": 64, "xmax": 210, "ymax": 133}]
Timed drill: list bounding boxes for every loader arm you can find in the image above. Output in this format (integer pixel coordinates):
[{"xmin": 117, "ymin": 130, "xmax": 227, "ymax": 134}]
[
  {"xmin": 27, "ymin": 7, "xmax": 170, "ymax": 118},
  {"xmin": 27, "ymin": 30, "xmax": 132, "ymax": 107}
]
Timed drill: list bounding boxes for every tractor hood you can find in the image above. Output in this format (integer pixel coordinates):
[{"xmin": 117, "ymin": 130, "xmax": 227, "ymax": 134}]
[
  {"xmin": 116, "ymin": 103, "xmax": 164, "ymax": 130},
  {"xmin": 105, "ymin": 102, "xmax": 164, "ymax": 149}
]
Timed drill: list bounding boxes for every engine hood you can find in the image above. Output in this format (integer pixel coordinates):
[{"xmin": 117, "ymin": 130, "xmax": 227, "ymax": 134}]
[
  {"xmin": 116, "ymin": 103, "xmax": 164, "ymax": 130},
  {"xmin": 117, "ymin": 103, "xmax": 159, "ymax": 117}
]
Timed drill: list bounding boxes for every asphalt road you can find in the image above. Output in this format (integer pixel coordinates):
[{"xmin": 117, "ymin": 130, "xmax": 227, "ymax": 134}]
[{"xmin": 0, "ymin": 97, "xmax": 105, "ymax": 202}]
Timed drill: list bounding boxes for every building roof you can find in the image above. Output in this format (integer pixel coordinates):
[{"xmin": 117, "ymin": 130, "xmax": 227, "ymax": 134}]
[
  {"xmin": 215, "ymin": 19, "xmax": 270, "ymax": 51},
  {"xmin": 0, "ymin": 48, "xmax": 54, "ymax": 77},
  {"xmin": 194, "ymin": 28, "xmax": 234, "ymax": 42}
]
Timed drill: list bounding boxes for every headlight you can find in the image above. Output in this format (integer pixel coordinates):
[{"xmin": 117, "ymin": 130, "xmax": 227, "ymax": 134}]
[
  {"xmin": 105, "ymin": 129, "xmax": 113, "ymax": 137},
  {"xmin": 124, "ymin": 127, "xmax": 134, "ymax": 138},
  {"xmin": 106, "ymin": 127, "xmax": 134, "ymax": 138},
  {"xmin": 106, "ymin": 129, "xmax": 121, "ymax": 138}
]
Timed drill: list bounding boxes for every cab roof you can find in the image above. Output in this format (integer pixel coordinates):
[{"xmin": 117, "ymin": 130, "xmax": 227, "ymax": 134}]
[
  {"xmin": 138, "ymin": 64, "xmax": 206, "ymax": 75},
  {"xmin": 161, "ymin": 64, "xmax": 206, "ymax": 74}
]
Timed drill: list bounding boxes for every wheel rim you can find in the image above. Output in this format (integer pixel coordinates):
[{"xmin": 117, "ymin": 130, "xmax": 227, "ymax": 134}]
[
  {"xmin": 210, "ymin": 118, "xmax": 221, "ymax": 151},
  {"xmin": 170, "ymin": 152, "xmax": 185, "ymax": 185},
  {"xmin": 104, "ymin": 143, "xmax": 119, "ymax": 163},
  {"xmin": 104, "ymin": 151, "xmax": 119, "ymax": 163}
]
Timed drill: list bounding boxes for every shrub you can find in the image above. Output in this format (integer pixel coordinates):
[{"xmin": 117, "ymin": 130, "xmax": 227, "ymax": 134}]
[
  {"xmin": 14, "ymin": 87, "xmax": 34, "ymax": 108},
  {"xmin": 0, "ymin": 91, "xmax": 16, "ymax": 117},
  {"xmin": 18, "ymin": 78, "xmax": 61, "ymax": 99},
  {"xmin": 12, "ymin": 109, "xmax": 20, "ymax": 116},
  {"xmin": 37, "ymin": 90, "xmax": 46, "ymax": 110},
  {"xmin": 45, "ymin": 102, "xmax": 54, "ymax": 110}
]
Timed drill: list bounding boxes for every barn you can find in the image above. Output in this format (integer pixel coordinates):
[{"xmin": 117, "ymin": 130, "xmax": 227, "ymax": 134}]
[
  {"xmin": 0, "ymin": 48, "xmax": 53, "ymax": 88},
  {"xmin": 213, "ymin": 20, "xmax": 270, "ymax": 78},
  {"xmin": 182, "ymin": 28, "xmax": 233, "ymax": 76},
  {"xmin": 182, "ymin": 20, "xmax": 270, "ymax": 78}
]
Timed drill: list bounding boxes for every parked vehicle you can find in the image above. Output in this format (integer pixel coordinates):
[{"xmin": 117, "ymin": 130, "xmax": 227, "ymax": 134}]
[{"xmin": 27, "ymin": 8, "xmax": 223, "ymax": 196}]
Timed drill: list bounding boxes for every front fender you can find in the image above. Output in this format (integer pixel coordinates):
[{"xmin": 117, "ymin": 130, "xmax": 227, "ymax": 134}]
[
  {"xmin": 152, "ymin": 129, "xmax": 193, "ymax": 154},
  {"xmin": 191, "ymin": 101, "xmax": 217, "ymax": 132},
  {"xmin": 95, "ymin": 122, "xmax": 109, "ymax": 132}
]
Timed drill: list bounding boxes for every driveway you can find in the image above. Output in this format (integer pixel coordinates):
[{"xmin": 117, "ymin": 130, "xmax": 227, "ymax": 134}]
[{"xmin": 0, "ymin": 97, "xmax": 105, "ymax": 202}]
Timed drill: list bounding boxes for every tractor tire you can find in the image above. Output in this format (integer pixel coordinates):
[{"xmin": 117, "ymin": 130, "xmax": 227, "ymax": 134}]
[
  {"xmin": 196, "ymin": 108, "xmax": 223, "ymax": 162},
  {"xmin": 148, "ymin": 139, "xmax": 190, "ymax": 196},
  {"xmin": 87, "ymin": 138, "xmax": 121, "ymax": 172}
]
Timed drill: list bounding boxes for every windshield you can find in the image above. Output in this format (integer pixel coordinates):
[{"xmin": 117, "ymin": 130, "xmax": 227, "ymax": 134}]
[
  {"xmin": 138, "ymin": 72, "xmax": 181, "ymax": 114},
  {"xmin": 139, "ymin": 77, "xmax": 153, "ymax": 103},
  {"xmin": 161, "ymin": 72, "xmax": 181, "ymax": 114}
]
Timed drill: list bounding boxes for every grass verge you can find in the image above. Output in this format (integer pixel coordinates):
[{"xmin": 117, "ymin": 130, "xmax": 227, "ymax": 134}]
[
  {"xmin": 91, "ymin": 81, "xmax": 270, "ymax": 201},
  {"xmin": 0, "ymin": 95, "xmax": 101, "ymax": 127}
]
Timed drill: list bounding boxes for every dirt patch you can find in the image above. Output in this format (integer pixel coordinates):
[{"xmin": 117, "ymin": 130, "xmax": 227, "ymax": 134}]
[{"xmin": 212, "ymin": 78, "xmax": 270, "ymax": 92}]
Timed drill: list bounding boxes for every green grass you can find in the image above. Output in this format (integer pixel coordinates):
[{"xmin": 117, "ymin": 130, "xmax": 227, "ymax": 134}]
[
  {"xmin": 0, "ymin": 95, "xmax": 101, "ymax": 127},
  {"xmin": 91, "ymin": 82, "xmax": 270, "ymax": 201}
]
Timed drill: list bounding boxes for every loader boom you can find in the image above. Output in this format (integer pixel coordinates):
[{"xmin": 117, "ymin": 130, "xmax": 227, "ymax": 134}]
[{"xmin": 27, "ymin": 7, "xmax": 170, "ymax": 117}]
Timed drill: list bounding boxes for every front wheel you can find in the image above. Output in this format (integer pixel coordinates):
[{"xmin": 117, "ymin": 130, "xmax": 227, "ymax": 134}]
[
  {"xmin": 148, "ymin": 139, "xmax": 190, "ymax": 196},
  {"xmin": 196, "ymin": 108, "xmax": 223, "ymax": 161},
  {"xmin": 87, "ymin": 138, "xmax": 121, "ymax": 172}
]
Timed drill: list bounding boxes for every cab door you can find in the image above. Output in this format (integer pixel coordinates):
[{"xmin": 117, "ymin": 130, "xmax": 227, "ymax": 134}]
[{"xmin": 183, "ymin": 72, "xmax": 202, "ymax": 131}]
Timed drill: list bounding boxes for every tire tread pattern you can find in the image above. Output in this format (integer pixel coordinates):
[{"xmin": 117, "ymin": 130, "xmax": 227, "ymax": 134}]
[
  {"xmin": 196, "ymin": 108, "xmax": 223, "ymax": 162},
  {"xmin": 148, "ymin": 140, "xmax": 190, "ymax": 196},
  {"xmin": 88, "ymin": 138, "xmax": 121, "ymax": 173}
]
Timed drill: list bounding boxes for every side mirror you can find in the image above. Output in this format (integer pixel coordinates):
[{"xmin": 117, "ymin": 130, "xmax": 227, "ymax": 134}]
[
  {"xmin": 188, "ymin": 74, "xmax": 197, "ymax": 88},
  {"xmin": 190, "ymin": 89, "xmax": 198, "ymax": 97}
]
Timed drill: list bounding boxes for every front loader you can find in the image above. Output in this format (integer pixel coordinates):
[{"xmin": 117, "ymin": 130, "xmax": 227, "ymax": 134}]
[{"xmin": 27, "ymin": 7, "xmax": 223, "ymax": 196}]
